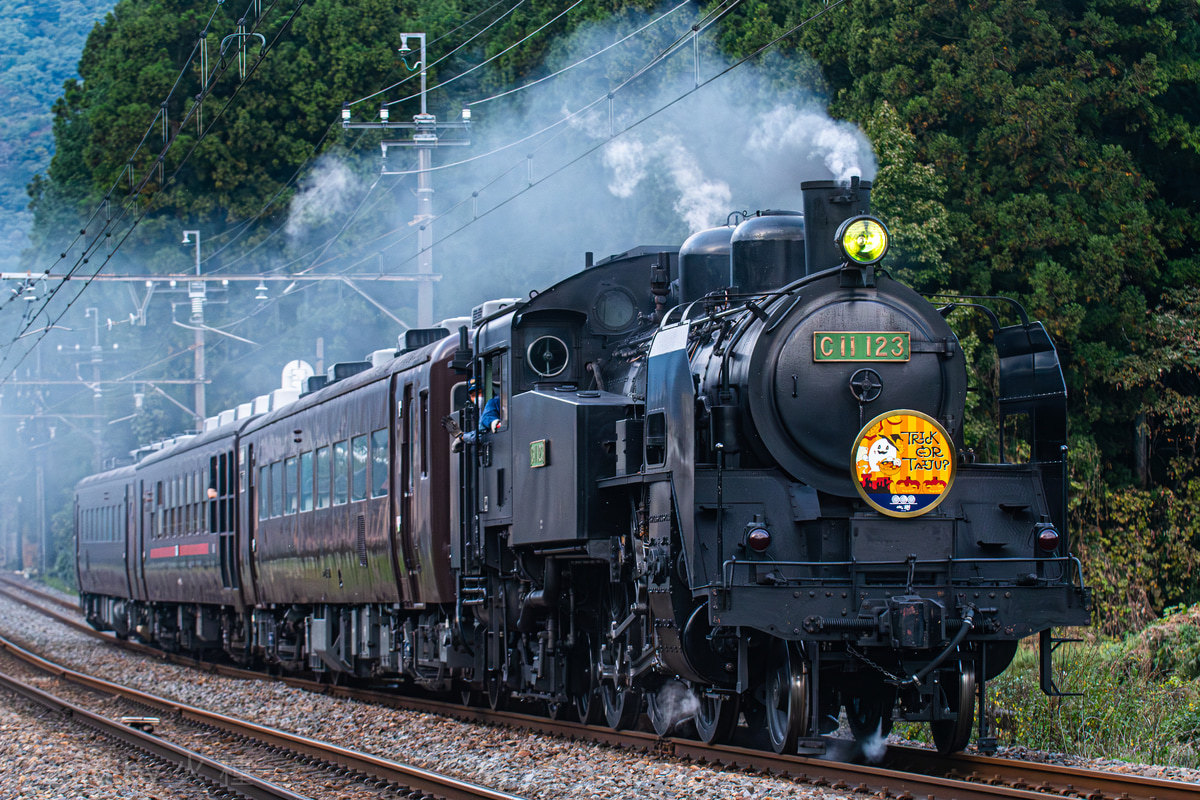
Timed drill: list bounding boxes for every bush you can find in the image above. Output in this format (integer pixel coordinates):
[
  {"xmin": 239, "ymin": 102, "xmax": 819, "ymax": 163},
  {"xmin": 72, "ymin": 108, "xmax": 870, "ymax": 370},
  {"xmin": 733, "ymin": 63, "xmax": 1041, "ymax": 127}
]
[{"xmin": 988, "ymin": 620, "xmax": 1200, "ymax": 766}]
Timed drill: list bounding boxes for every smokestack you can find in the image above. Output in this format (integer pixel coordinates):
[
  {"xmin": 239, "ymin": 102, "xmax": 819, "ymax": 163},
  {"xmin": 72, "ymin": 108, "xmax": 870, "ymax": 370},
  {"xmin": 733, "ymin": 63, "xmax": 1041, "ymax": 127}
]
[{"xmin": 801, "ymin": 178, "xmax": 872, "ymax": 275}]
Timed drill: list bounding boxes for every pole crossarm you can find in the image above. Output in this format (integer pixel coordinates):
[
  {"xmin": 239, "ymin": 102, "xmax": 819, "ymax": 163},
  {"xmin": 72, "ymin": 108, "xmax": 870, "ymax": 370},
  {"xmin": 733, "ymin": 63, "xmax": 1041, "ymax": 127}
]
[
  {"xmin": 3, "ymin": 379, "xmax": 205, "ymax": 385},
  {"xmin": 1, "ymin": 272, "xmax": 440, "ymax": 283}
]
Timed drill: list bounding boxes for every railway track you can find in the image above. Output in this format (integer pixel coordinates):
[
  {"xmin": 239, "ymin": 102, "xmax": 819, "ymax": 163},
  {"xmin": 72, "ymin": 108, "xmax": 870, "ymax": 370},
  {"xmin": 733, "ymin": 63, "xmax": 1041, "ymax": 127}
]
[
  {"xmin": 2, "ymin": 574, "xmax": 1196, "ymax": 800},
  {"xmin": 0, "ymin": 658, "xmax": 313, "ymax": 800},
  {"xmin": 0, "ymin": 630, "xmax": 528, "ymax": 800}
]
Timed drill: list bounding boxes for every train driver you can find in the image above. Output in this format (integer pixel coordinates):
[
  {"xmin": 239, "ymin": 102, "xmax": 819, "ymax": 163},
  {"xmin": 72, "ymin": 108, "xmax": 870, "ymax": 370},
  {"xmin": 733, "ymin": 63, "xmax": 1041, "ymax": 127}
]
[{"xmin": 451, "ymin": 378, "xmax": 502, "ymax": 451}]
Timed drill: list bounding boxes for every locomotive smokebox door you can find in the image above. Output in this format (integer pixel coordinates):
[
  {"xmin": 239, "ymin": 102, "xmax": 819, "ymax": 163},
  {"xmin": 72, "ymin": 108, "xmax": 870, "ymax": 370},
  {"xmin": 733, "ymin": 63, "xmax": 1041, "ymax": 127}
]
[{"xmin": 510, "ymin": 388, "xmax": 630, "ymax": 546}]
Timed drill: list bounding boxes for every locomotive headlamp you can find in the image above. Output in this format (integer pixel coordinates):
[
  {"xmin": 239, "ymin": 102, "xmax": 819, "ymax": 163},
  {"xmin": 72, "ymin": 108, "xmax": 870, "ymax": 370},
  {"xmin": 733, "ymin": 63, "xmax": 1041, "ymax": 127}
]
[{"xmin": 836, "ymin": 215, "xmax": 890, "ymax": 266}]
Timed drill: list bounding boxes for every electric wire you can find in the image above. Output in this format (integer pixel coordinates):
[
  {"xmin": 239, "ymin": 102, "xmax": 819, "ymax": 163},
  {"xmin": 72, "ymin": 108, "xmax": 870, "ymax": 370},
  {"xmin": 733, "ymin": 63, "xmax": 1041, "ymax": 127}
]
[
  {"xmin": 3, "ymin": 0, "xmax": 280, "ymax": 341},
  {"xmin": 299, "ymin": 0, "xmax": 848, "ymax": 279},
  {"xmin": 352, "ymin": 0, "xmax": 530, "ymax": 108},
  {"xmin": 177, "ymin": 0, "xmax": 523, "ymax": 273},
  {"xmin": 0, "ymin": 0, "xmax": 308, "ymax": 386},
  {"xmin": 383, "ymin": 0, "xmax": 586, "ymax": 109},
  {"xmin": 466, "ymin": 0, "xmax": 691, "ymax": 108}
]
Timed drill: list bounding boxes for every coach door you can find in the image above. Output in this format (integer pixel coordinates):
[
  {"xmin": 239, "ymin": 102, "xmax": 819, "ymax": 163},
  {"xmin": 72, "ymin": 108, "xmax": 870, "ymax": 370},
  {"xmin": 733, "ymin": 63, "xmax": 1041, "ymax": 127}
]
[
  {"xmin": 476, "ymin": 349, "xmax": 512, "ymax": 526},
  {"xmin": 240, "ymin": 443, "xmax": 259, "ymax": 605},
  {"xmin": 130, "ymin": 480, "xmax": 148, "ymax": 601},
  {"xmin": 395, "ymin": 381, "xmax": 419, "ymax": 605}
]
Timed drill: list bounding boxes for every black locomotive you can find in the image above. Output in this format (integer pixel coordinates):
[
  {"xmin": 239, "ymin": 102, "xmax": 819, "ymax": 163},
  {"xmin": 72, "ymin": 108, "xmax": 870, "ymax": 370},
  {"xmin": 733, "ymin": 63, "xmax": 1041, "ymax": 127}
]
[{"xmin": 76, "ymin": 179, "xmax": 1090, "ymax": 755}]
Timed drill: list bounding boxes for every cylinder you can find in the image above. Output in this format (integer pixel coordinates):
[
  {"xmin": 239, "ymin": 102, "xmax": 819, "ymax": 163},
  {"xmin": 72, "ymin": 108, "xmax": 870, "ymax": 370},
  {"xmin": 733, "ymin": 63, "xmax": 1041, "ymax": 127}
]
[
  {"xmin": 800, "ymin": 178, "xmax": 872, "ymax": 275},
  {"xmin": 730, "ymin": 211, "xmax": 805, "ymax": 295},
  {"xmin": 678, "ymin": 226, "xmax": 734, "ymax": 303}
]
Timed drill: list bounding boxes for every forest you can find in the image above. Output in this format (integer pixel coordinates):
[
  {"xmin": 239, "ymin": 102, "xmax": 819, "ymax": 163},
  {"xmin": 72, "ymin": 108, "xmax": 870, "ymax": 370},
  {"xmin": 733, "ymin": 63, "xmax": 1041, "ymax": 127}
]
[
  {"xmin": 0, "ymin": 0, "xmax": 112, "ymax": 267},
  {"xmin": 7, "ymin": 0, "xmax": 1200, "ymax": 634}
]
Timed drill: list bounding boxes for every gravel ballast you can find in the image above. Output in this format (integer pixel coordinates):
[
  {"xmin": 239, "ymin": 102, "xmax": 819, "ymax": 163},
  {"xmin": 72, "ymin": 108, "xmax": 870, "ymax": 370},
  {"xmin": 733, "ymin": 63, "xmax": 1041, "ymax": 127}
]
[
  {"xmin": 5, "ymin": 582, "xmax": 1200, "ymax": 798},
  {"xmin": 0, "ymin": 591, "xmax": 833, "ymax": 800}
]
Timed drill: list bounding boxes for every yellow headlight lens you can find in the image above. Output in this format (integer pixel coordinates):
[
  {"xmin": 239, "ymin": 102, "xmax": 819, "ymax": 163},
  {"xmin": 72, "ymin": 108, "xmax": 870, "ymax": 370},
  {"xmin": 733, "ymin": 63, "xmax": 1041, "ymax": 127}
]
[{"xmin": 839, "ymin": 217, "xmax": 889, "ymax": 265}]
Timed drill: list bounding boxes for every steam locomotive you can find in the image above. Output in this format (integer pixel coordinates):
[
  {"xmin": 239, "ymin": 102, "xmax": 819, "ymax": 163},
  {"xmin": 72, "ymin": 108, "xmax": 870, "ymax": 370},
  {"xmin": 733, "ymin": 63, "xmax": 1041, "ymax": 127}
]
[{"xmin": 76, "ymin": 179, "xmax": 1090, "ymax": 755}]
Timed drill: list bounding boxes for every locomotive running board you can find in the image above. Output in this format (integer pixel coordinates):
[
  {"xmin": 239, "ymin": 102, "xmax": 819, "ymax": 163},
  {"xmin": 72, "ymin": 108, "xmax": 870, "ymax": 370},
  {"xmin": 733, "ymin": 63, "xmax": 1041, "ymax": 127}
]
[{"xmin": 1039, "ymin": 628, "xmax": 1084, "ymax": 697}]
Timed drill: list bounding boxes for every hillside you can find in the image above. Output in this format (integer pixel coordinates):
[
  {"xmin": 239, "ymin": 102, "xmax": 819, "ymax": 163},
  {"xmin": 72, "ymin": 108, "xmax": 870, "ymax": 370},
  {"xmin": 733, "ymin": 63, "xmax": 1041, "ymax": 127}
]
[{"xmin": 0, "ymin": 0, "xmax": 113, "ymax": 269}]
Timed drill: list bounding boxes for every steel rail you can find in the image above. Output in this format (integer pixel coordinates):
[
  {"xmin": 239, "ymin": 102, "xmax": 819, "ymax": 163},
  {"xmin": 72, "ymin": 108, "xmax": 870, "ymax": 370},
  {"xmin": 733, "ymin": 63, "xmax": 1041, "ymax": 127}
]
[
  {"xmin": 0, "ymin": 573, "xmax": 79, "ymax": 611},
  {"xmin": 0, "ymin": 664, "xmax": 314, "ymax": 800},
  {"xmin": 3, "ymin": 578, "xmax": 1197, "ymax": 800},
  {"xmin": 0, "ymin": 631, "xmax": 528, "ymax": 800}
]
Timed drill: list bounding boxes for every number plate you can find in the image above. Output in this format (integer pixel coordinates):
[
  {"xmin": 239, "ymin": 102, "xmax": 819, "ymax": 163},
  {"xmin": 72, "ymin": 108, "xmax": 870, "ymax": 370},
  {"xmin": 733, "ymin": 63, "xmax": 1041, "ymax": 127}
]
[
  {"xmin": 529, "ymin": 439, "xmax": 548, "ymax": 468},
  {"xmin": 814, "ymin": 332, "xmax": 910, "ymax": 362}
]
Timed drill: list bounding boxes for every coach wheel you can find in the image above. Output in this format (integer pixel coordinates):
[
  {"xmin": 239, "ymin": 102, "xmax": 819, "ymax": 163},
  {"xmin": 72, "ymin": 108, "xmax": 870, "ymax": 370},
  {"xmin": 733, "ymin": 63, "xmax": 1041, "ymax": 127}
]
[
  {"xmin": 930, "ymin": 659, "xmax": 976, "ymax": 755},
  {"xmin": 460, "ymin": 686, "xmax": 482, "ymax": 708},
  {"xmin": 646, "ymin": 679, "xmax": 694, "ymax": 737},
  {"xmin": 764, "ymin": 640, "xmax": 811, "ymax": 754},
  {"xmin": 694, "ymin": 689, "xmax": 740, "ymax": 745},
  {"xmin": 486, "ymin": 671, "xmax": 508, "ymax": 711}
]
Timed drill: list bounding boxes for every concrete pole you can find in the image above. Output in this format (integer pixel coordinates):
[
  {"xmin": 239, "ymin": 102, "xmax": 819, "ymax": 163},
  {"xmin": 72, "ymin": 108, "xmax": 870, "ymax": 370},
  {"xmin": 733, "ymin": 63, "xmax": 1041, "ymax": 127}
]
[
  {"xmin": 183, "ymin": 231, "xmax": 206, "ymax": 425},
  {"xmin": 86, "ymin": 307, "xmax": 102, "ymax": 472},
  {"xmin": 417, "ymin": 144, "xmax": 433, "ymax": 328}
]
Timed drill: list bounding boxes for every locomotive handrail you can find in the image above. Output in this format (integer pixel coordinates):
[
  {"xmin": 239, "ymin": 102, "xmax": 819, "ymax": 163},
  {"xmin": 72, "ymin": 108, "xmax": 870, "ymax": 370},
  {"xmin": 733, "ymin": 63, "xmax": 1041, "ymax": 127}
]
[
  {"xmin": 922, "ymin": 292, "xmax": 1031, "ymax": 326},
  {"xmin": 719, "ymin": 555, "xmax": 1086, "ymax": 591}
]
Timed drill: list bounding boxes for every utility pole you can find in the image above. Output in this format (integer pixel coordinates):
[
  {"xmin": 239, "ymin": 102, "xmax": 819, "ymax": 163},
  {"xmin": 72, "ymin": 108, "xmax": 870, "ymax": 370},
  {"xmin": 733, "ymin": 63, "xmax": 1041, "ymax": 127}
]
[
  {"xmin": 85, "ymin": 308, "xmax": 102, "ymax": 471},
  {"xmin": 182, "ymin": 230, "xmax": 205, "ymax": 423},
  {"xmin": 343, "ymin": 32, "xmax": 470, "ymax": 328}
]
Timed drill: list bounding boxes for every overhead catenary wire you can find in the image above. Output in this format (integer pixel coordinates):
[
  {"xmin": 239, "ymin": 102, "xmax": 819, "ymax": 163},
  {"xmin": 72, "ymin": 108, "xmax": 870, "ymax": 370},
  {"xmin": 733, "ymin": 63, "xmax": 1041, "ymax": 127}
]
[
  {"xmin": 5, "ymin": 0, "xmax": 288, "ymax": 338},
  {"xmin": 0, "ymin": 0, "xmax": 310, "ymax": 386},
  {"xmin": 382, "ymin": 0, "xmax": 587, "ymax": 109},
  {"xmin": 295, "ymin": 0, "xmax": 847, "ymax": 281},
  {"xmin": 7, "ymin": 0, "xmax": 847, "ymax": 389},
  {"xmin": 466, "ymin": 0, "xmax": 692, "ymax": 108},
  {"xmin": 351, "ymin": 0, "xmax": 530, "ymax": 108},
  {"xmin": 171, "ymin": 0, "xmax": 527, "ymax": 275}
]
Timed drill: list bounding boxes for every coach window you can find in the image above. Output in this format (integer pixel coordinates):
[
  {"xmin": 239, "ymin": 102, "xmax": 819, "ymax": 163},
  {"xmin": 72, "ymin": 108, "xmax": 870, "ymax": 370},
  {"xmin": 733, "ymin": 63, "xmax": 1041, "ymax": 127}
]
[
  {"xmin": 258, "ymin": 466, "xmax": 270, "ymax": 520},
  {"xmin": 371, "ymin": 429, "xmax": 388, "ymax": 497},
  {"xmin": 333, "ymin": 441, "xmax": 348, "ymax": 505},
  {"xmin": 156, "ymin": 481, "xmax": 164, "ymax": 538},
  {"xmin": 195, "ymin": 470, "xmax": 203, "ymax": 532},
  {"xmin": 419, "ymin": 389, "xmax": 429, "ymax": 478},
  {"xmin": 351, "ymin": 435, "xmax": 368, "ymax": 502},
  {"xmin": 219, "ymin": 452, "xmax": 229, "ymax": 532},
  {"xmin": 300, "ymin": 451, "xmax": 314, "ymax": 512},
  {"xmin": 271, "ymin": 461, "xmax": 283, "ymax": 518},
  {"xmin": 285, "ymin": 456, "xmax": 298, "ymax": 514},
  {"xmin": 484, "ymin": 353, "xmax": 507, "ymax": 430},
  {"xmin": 316, "ymin": 446, "xmax": 331, "ymax": 509}
]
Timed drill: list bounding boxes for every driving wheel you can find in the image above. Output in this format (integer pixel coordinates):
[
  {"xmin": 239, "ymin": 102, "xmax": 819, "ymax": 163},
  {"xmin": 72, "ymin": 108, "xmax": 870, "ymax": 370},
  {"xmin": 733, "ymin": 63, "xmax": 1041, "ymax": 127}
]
[
  {"xmin": 694, "ymin": 688, "xmax": 741, "ymax": 745},
  {"xmin": 764, "ymin": 640, "xmax": 811, "ymax": 754}
]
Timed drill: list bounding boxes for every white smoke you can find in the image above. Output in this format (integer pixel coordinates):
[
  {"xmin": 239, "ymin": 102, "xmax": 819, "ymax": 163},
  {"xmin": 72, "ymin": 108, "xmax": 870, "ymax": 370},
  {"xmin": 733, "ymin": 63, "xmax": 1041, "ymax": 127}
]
[
  {"xmin": 602, "ymin": 138, "xmax": 648, "ymax": 198},
  {"xmin": 286, "ymin": 156, "xmax": 366, "ymax": 238},
  {"xmin": 649, "ymin": 681, "xmax": 701, "ymax": 734},
  {"xmin": 747, "ymin": 105, "xmax": 871, "ymax": 185},
  {"xmin": 602, "ymin": 135, "xmax": 732, "ymax": 233},
  {"xmin": 858, "ymin": 725, "xmax": 889, "ymax": 763}
]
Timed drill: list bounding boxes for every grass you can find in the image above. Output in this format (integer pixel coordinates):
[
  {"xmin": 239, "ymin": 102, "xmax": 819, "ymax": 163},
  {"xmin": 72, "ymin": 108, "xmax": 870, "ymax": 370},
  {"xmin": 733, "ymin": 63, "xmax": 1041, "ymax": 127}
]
[
  {"xmin": 891, "ymin": 607, "xmax": 1200, "ymax": 766},
  {"xmin": 988, "ymin": 635, "xmax": 1200, "ymax": 766}
]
